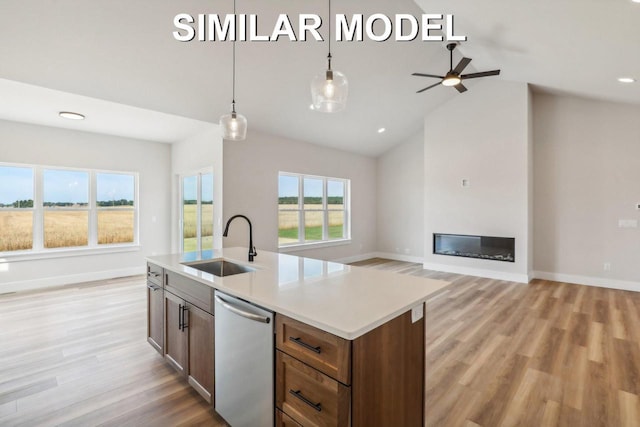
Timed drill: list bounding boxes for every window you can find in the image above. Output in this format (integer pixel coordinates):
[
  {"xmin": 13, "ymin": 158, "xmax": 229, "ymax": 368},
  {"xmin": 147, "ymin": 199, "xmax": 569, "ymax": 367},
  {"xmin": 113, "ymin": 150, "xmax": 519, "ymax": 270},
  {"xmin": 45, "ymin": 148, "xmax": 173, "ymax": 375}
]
[
  {"xmin": 43, "ymin": 169, "xmax": 89, "ymax": 248},
  {"xmin": 0, "ymin": 165, "xmax": 34, "ymax": 252},
  {"xmin": 278, "ymin": 172, "xmax": 350, "ymax": 247},
  {"xmin": 0, "ymin": 162, "xmax": 138, "ymax": 255},
  {"xmin": 96, "ymin": 173, "xmax": 135, "ymax": 245},
  {"xmin": 180, "ymin": 171, "xmax": 213, "ymax": 253}
]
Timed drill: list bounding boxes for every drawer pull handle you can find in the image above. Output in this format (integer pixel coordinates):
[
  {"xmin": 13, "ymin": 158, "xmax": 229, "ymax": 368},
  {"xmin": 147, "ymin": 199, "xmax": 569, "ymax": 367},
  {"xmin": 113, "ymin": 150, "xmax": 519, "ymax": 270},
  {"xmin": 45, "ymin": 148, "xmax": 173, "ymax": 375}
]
[
  {"xmin": 289, "ymin": 389, "xmax": 322, "ymax": 412},
  {"xmin": 147, "ymin": 284, "xmax": 160, "ymax": 291},
  {"xmin": 289, "ymin": 337, "xmax": 321, "ymax": 354},
  {"xmin": 181, "ymin": 305, "xmax": 189, "ymax": 331},
  {"xmin": 148, "ymin": 272, "xmax": 160, "ymax": 278}
]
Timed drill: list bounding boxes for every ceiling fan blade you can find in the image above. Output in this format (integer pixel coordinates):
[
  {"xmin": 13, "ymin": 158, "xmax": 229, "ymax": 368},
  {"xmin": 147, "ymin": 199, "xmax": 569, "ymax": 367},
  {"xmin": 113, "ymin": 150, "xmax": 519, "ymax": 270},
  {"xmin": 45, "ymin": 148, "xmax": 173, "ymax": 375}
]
[
  {"xmin": 452, "ymin": 57, "xmax": 472, "ymax": 75},
  {"xmin": 454, "ymin": 83, "xmax": 468, "ymax": 93},
  {"xmin": 412, "ymin": 72, "xmax": 445, "ymax": 79},
  {"xmin": 460, "ymin": 70, "xmax": 501, "ymax": 79},
  {"xmin": 417, "ymin": 82, "xmax": 442, "ymax": 93}
]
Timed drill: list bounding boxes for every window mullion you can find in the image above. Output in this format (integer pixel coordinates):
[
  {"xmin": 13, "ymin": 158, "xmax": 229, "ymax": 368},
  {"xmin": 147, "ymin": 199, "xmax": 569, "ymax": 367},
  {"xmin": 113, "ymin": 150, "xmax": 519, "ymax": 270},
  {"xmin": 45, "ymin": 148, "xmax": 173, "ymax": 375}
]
[
  {"xmin": 33, "ymin": 166, "xmax": 43, "ymax": 251},
  {"xmin": 89, "ymin": 171, "xmax": 97, "ymax": 246},
  {"xmin": 345, "ymin": 180, "xmax": 350, "ymax": 239},
  {"xmin": 179, "ymin": 174, "xmax": 184, "ymax": 253},
  {"xmin": 196, "ymin": 173, "xmax": 202, "ymax": 252}
]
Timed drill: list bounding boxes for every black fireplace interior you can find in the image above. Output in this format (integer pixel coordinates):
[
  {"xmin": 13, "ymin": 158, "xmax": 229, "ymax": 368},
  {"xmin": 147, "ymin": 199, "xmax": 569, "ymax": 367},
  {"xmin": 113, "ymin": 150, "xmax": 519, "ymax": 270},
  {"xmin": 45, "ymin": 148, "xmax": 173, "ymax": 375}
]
[{"xmin": 433, "ymin": 233, "xmax": 515, "ymax": 262}]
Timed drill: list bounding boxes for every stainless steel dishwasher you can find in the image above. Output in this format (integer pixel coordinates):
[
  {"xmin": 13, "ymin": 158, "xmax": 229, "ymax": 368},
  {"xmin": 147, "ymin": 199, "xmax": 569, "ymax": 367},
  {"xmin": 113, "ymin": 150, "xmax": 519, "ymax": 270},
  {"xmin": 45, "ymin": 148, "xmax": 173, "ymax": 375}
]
[{"xmin": 214, "ymin": 290, "xmax": 274, "ymax": 427}]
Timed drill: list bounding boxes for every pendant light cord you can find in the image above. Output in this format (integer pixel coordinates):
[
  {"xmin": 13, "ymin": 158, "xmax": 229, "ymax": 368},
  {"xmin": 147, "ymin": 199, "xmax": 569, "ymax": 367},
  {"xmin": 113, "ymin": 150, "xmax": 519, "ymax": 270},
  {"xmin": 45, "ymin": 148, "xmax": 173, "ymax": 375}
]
[
  {"xmin": 232, "ymin": 0, "xmax": 237, "ymax": 112},
  {"xmin": 327, "ymin": 0, "xmax": 332, "ymax": 70}
]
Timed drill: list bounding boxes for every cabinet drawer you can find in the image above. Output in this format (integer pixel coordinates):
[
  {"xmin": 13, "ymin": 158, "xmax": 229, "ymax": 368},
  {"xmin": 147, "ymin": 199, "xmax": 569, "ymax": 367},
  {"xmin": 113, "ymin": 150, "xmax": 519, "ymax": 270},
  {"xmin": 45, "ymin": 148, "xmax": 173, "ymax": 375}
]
[
  {"xmin": 276, "ymin": 350, "xmax": 350, "ymax": 427},
  {"xmin": 276, "ymin": 315, "xmax": 351, "ymax": 385},
  {"xmin": 165, "ymin": 271, "xmax": 213, "ymax": 314},
  {"xmin": 276, "ymin": 408, "xmax": 303, "ymax": 426},
  {"xmin": 147, "ymin": 262, "xmax": 163, "ymax": 286}
]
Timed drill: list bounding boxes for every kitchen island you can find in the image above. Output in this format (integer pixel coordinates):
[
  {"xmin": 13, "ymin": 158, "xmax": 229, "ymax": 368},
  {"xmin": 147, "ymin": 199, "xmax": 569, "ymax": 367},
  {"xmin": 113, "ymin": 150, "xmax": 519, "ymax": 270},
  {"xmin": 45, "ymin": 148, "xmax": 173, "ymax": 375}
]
[{"xmin": 147, "ymin": 248, "xmax": 450, "ymax": 427}]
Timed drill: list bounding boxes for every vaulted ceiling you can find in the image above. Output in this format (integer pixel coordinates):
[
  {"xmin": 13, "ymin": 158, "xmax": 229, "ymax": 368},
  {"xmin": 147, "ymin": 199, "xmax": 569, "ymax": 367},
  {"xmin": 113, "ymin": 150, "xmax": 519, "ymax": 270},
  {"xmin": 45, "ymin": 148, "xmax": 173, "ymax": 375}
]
[{"xmin": 0, "ymin": 0, "xmax": 638, "ymax": 156}]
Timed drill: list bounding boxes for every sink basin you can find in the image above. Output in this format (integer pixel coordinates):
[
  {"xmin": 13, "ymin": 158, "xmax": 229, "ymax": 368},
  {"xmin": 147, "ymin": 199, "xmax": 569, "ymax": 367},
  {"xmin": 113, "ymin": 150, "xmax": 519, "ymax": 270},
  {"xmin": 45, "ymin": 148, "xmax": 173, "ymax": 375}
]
[{"xmin": 182, "ymin": 260, "xmax": 255, "ymax": 277}]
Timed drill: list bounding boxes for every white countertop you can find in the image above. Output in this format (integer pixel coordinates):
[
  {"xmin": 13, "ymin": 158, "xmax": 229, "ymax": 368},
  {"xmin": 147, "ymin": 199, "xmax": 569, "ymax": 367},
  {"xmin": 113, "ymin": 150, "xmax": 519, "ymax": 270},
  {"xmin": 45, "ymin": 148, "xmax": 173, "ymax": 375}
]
[{"xmin": 147, "ymin": 248, "xmax": 451, "ymax": 340}]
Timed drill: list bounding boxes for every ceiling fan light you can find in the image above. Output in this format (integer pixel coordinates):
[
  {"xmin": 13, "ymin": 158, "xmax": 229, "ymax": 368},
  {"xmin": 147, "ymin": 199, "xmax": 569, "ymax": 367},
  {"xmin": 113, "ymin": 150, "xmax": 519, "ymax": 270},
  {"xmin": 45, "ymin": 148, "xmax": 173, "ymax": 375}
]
[
  {"xmin": 311, "ymin": 68, "xmax": 348, "ymax": 113},
  {"xmin": 442, "ymin": 75, "xmax": 461, "ymax": 87},
  {"xmin": 220, "ymin": 110, "xmax": 247, "ymax": 141}
]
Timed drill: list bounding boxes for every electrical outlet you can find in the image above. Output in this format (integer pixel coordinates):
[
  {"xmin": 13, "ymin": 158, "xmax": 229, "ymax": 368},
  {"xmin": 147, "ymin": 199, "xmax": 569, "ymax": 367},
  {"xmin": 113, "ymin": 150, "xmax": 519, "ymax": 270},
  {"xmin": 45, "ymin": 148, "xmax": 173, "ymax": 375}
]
[{"xmin": 604, "ymin": 262, "xmax": 611, "ymax": 272}]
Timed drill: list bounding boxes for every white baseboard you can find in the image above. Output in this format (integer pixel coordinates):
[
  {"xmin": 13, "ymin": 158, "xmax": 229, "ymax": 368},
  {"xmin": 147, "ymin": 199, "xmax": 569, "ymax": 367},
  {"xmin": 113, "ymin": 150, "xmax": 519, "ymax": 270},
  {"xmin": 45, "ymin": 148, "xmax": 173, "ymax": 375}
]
[
  {"xmin": 0, "ymin": 266, "xmax": 145, "ymax": 294},
  {"xmin": 373, "ymin": 252, "xmax": 425, "ymax": 264},
  {"xmin": 423, "ymin": 262, "xmax": 530, "ymax": 284},
  {"xmin": 333, "ymin": 252, "xmax": 424, "ymax": 265},
  {"xmin": 333, "ymin": 252, "xmax": 378, "ymax": 264},
  {"xmin": 533, "ymin": 271, "xmax": 640, "ymax": 292}
]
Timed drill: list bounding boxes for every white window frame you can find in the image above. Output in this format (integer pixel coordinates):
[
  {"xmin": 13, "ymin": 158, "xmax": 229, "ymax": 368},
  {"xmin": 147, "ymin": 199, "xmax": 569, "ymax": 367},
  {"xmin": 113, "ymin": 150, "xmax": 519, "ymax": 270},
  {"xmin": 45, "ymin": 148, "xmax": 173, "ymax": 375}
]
[
  {"xmin": 0, "ymin": 162, "xmax": 139, "ymax": 261},
  {"xmin": 278, "ymin": 172, "xmax": 351, "ymax": 251},
  {"xmin": 179, "ymin": 168, "xmax": 214, "ymax": 254}
]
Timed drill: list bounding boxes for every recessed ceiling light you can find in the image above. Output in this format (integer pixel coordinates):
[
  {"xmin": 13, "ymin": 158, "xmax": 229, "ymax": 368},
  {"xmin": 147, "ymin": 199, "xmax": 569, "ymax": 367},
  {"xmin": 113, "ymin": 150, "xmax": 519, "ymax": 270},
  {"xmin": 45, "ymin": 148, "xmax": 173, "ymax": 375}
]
[
  {"xmin": 617, "ymin": 77, "xmax": 636, "ymax": 83},
  {"xmin": 377, "ymin": 127, "xmax": 386, "ymax": 134},
  {"xmin": 59, "ymin": 111, "xmax": 85, "ymax": 120}
]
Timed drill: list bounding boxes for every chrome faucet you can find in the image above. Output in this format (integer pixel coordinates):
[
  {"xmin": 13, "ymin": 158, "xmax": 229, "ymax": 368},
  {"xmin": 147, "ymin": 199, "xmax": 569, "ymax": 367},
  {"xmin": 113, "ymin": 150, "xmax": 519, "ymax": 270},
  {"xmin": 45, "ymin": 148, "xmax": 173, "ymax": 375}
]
[{"xmin": 223, "ymin": 215, "xmax": 257, "ymax": 262}]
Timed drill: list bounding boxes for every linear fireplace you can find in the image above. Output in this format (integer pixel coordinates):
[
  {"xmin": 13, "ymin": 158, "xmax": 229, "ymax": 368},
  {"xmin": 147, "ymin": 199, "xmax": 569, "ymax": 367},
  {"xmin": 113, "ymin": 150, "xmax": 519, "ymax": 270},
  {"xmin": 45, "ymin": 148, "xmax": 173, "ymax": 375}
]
[{"xmin": 433, "ymin": 233, "xmax": 515, "ymax": 262}]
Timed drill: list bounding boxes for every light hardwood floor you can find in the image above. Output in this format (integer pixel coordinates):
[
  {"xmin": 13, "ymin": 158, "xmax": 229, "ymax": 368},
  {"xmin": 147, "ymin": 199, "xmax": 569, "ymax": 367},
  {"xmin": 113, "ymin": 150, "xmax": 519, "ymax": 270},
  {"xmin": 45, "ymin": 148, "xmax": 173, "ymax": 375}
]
[
  {"xmin": 1, "ymin": 260, "xmax": 639, "ymax": 426},
  {"xmin": 353, "ymin": 258, "xmax": 640, "ymax": 427},
  {"xmin": 0, "ymin": 276, "xmax": 225, "ymax": 427}
]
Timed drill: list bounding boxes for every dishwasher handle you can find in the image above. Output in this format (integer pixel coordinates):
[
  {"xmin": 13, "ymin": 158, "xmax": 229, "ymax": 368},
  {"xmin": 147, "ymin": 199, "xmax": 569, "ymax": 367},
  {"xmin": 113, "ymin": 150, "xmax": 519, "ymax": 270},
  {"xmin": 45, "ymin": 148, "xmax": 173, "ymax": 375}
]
[{"xmin": 215, "ymin": 295, "xmax": 271, "ymax": 324}]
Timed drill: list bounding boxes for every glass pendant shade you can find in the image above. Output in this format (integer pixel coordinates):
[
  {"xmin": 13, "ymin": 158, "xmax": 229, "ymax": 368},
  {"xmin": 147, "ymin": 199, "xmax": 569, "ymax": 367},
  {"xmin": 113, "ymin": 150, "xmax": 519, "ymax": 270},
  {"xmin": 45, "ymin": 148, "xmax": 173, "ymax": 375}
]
[
  {"xmin": 220, "ymin": 110, "xmax": 247, "ymax": 141},
  {"xmin": 311, "ymin": 69, "xmax": 348, "ymax": 113}
]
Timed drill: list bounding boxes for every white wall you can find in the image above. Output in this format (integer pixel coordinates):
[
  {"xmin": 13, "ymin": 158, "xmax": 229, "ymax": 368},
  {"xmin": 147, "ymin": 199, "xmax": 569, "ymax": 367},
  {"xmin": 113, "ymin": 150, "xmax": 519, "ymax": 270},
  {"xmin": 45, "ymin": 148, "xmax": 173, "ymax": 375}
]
[
  {"xmin": 423, "ymin": 81, "xmax": 532, "ymax": 282},
  {"xmin": 533, "ymin": 93, "xmax": 640, "ymax": 289},
  {"xmin": 223, "ymin": 130, "xmax": 377, "ymax": 261},
  {"xmin": 0, "ymin": 119, "xmax": 171, "ymax": 292},
  {"xmin": 376, "ymin": 131, "xmax": 424, "ymax": 261},
  {"xmin": 170, "ymin": 125, "xmax": 223, "ymax": 253}
]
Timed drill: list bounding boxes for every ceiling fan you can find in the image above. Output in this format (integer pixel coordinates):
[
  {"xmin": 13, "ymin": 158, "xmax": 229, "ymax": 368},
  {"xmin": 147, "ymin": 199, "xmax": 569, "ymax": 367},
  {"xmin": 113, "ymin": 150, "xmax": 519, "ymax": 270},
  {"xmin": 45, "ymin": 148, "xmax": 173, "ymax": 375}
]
[{"xmin": 413, "ymin": 43, "xmax": 501, "ymax": 94}]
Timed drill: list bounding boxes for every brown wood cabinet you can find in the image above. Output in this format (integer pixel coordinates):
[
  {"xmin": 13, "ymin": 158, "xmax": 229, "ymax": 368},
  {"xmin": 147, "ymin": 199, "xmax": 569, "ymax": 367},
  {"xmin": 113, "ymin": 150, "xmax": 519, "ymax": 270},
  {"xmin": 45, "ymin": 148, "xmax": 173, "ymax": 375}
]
[
  {"xmin": 275, "ymin": 315, "xmax": 351, "ymax": 385},
  {"xmin": 162, "ymin": 273, "xmax": 215, "ymax": 404},
  {"xmin": 164, "ymin": 290, "xmax": 188, "ymax": 375},
  {"xmin": 187, "ymin": 303, "xmax": 215, "ymax": 404},
  {"xmin": 146, "ymin": 263, "xmax": 164, "ymax": 354},
  {"xmin": 276, "ymin": 408, "xmax": 303, "ymax": 426},
  {"xmin": 276, "ymin": 351, "xmax": 351, "ymax": 427},
  {"xmin": 275, "ymin": 308, "xmax": 425, "ymax": 427},
  {"xmin": 149, "ymin": 264, "xmax": 426, "ymax": 424}
]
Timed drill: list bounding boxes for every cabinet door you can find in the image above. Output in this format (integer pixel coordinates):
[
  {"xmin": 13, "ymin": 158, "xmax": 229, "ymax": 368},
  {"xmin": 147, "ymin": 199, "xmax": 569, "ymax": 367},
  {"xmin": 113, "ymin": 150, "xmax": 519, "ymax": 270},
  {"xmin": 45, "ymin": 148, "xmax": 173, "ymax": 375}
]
[
  {"xmin": 164, "ymin": 291, "xmax": 187, "ymax": 375},
  {"xmin": 147, "ymin": 282, "xmax": 164, "ymax": 353},
  {"xmin": 187, "ymin": 303, "xmax": 215, "ymax": 404}
]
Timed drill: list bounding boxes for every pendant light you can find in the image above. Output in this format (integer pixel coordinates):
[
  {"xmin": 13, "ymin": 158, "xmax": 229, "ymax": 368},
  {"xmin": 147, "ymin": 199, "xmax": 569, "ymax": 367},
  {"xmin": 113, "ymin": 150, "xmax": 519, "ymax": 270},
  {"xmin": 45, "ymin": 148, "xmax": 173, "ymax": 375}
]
[
  {"xmin": 310, "ymin": 0, "xmax": 348, "ymax": 113},
  {"xmin": 220, "ymin": 0, "xmax": 247, "ymax": 140}
]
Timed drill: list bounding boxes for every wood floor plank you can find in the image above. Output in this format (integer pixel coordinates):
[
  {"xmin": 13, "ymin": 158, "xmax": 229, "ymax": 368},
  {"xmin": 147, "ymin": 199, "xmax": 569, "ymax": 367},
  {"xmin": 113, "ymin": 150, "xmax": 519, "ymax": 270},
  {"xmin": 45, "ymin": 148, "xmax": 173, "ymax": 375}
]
[
  {"xmin": 3, "ymin": 260, "xmax": 640, "ymax": 426},
  {"xmin": 618, "ymin": 390, "xmax": 640, "ymax": 427},
  {"xmin": 540, "ymin": 400, "xmax": 561, "ymax": 427},
  {"xmin": 587, "ymin": 321, "xmax": 604, "ymax": 363}
]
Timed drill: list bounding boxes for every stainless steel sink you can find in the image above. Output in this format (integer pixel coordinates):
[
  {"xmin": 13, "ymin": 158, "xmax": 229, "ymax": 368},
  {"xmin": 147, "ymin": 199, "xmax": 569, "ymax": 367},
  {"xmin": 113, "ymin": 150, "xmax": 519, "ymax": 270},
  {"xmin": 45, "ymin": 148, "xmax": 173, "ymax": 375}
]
[{"xmin": 182, "ymin": 260, "xmax": 255, "ymax": 277}]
